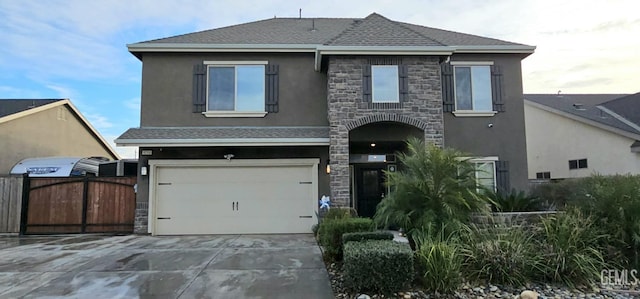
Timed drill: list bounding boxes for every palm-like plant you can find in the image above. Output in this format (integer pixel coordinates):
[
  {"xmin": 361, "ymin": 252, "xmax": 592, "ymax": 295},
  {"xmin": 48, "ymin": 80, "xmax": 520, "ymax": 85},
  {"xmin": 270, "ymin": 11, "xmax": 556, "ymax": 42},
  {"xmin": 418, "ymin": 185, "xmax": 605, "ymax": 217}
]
[
  {"xmin": 373, "ymin": 137, "xmax": 490, "ymax": 248},
  {"xmin": 489, "ymin": 188, "xmax": 545, "ymax": 212}
]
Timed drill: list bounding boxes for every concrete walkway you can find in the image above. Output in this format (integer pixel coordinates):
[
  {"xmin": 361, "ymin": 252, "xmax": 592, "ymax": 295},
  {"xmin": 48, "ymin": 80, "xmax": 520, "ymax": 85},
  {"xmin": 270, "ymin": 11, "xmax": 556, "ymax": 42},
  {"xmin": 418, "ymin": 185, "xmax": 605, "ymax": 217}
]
[{"xmin": 0, "ymin": 234, "xmax": 334, "ymax": 299}]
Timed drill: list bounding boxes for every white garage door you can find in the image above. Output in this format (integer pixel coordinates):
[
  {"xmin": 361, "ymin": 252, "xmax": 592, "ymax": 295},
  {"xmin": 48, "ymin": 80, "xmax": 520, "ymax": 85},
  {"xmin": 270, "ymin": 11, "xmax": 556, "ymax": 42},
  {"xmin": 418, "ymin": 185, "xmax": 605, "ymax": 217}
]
[{"xmin": 151, "ymin": 159, "xmax": 318, "ymax": 235}]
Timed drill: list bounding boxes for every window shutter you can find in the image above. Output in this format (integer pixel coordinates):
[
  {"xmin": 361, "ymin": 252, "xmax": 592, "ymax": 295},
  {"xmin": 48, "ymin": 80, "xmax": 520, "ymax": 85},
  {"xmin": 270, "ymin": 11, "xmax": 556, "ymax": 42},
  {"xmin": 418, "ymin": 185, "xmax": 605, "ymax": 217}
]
[
  {"xmin": 265, "ymin": 64, "xmax": 279, "ymax": 113},
  {"xmin": 491, "ymin": 65, "xmax": 505, "ymax": 112},
  {"xmin": 192, "ymin": 63, "xmax": 207, "ymax": 113},
  {"xmin": 441, "ymin": 62, "xmax": 455, "ymax": 112},
  {"xmin": 362, "ymin": 64, "xmax": 372, "ymax": 102},
  {"xmin": 495, "ymin": 160, "xmax": 510, "ymax": 193},
  {"xmin": 398, "ymin": 64, "xmax": 409, "ymax": 102}
]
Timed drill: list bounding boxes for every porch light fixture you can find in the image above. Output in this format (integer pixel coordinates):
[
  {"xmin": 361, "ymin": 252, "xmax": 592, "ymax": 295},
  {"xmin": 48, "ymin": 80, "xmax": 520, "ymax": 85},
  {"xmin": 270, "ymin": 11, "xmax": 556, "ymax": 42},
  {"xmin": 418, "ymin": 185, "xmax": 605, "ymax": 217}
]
[
  {"xmin": 370, "ymin": 143, "xmax": 376, "ymax": 147},
  {"xmin": 326, "ymin": 160, "xmax": 331, "ymax": 174}
]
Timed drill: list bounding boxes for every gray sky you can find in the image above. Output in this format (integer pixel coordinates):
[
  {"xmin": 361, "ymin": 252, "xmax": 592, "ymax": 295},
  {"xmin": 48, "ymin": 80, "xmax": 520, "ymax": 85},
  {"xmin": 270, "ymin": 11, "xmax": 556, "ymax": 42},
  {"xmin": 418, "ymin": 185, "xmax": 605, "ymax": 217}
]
[{"xmin": 1, "ymin": 0, "xmax": 638, "ymax": 158}]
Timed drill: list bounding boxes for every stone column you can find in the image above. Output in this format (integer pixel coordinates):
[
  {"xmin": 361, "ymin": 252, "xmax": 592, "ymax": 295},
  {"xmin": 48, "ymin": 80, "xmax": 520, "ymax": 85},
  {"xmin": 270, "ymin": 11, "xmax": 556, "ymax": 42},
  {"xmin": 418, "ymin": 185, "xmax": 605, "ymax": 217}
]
[
  {"xmin": 133, "ymin": 154, "xmax": 149, "ymax": 234},
  {"xmin": 329, "ymin": 125, "xmax": 350, "ymax": 207}
]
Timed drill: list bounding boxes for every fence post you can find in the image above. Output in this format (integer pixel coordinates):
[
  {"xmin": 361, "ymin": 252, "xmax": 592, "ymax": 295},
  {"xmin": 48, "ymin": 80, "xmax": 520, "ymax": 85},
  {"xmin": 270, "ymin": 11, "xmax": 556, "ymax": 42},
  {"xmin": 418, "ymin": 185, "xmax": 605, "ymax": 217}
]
[
  {"xmin": 19, "ymin": 174, "xmax": 30, "ymax": 235},
  {"xmin": 81, "ymin": 177, "xmax": 89, "ymax": 233}
]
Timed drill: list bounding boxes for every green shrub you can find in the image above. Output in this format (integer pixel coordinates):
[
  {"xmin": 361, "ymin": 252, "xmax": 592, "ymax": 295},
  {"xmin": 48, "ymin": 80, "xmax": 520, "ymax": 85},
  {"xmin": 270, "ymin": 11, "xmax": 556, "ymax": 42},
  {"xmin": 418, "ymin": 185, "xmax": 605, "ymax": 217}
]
[
  {"xmin": 462, "ymin": 224, "xmax": 543, "ymax": 286},
  {"xmin": 318, "ymin": 218, "xmax": 374, "ymax": 261},
  {"xmin": 537, "ymin": 209, "xmax": 607, "ymax": 287},
  {"xmin": 342, "ymin": 231, "xmax": 394, "ymax": 244},
  {"xmin": 312, "ymin": 224, "xmax": 319, "ymax": 237},
  {"xmin": 529, "ymin": 179, "xmax": 584, "ymax": 209},
  {"xmin": 343, "ymin": 240, "xmax": 414, "ymax": 294},
  {"xmin": 374, "ymin": 137, "xmax": 490, "ymax": 249},
  {"xmin": 412, "ymin": 226, "xmax": 463, "ymax": 293},
  {"xmin": 564, "ymin": 175, "xmax": 640, "ymax": 268},
  {"xmin": 489, "ymin": 188, "xmax": 546, "ymax": 212}
]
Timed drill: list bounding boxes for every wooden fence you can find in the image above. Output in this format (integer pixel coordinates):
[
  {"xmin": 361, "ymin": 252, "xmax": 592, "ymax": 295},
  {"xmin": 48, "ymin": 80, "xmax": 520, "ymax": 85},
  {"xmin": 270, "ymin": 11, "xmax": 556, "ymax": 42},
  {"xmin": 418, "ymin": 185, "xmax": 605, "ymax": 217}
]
[
  {"xmin": 0, "ymin": 176, "xmax": 23, "ymax": 233},
  {"xmin": 21, "ymin": 176, "xmax": 136, "ymax": 234}
]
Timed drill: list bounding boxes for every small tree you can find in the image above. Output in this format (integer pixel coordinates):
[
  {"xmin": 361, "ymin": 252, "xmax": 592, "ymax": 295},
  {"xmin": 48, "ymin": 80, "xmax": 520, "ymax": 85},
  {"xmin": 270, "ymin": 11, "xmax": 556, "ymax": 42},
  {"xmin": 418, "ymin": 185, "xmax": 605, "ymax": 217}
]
[{"xmin": 373, "ymin": 137, "xmax": 490, "ymax": 248}]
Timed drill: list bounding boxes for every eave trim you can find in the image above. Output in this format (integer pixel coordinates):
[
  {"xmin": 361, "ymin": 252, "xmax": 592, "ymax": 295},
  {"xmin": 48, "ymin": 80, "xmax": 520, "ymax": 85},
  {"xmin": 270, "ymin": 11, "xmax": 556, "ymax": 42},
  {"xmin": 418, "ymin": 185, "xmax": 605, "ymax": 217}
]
[
  {"xmin": 127, "ymin": 43, "xmax": 317, "ymax": 53},
  {"xmin": 114, "ymin": 138, "xmax": 330, "ymax": 147},
  {"xmin": 129, "ymin": 43, "xmax": 536, "ymax": 66}
]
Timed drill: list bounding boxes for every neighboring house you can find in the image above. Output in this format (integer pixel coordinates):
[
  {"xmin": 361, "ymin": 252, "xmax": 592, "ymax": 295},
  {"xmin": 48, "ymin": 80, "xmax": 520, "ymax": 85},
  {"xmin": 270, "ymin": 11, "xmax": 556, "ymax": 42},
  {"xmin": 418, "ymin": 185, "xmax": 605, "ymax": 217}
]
[
  {"xmin": 0, "ymin": 99, "xmax": 119, "ymax": 174},
  {"xmin": 116, "ymin": 13, "xmax": 535, "ymax": 235},
  {"xmin": 525, "ymin": 93, "xmax": 640, "ymax": 180}
]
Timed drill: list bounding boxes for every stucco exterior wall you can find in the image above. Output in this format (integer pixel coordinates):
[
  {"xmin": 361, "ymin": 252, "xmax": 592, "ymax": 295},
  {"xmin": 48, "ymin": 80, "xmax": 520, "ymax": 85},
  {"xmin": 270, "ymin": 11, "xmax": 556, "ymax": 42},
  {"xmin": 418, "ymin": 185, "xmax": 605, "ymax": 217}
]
[
  {"xmin": 326, "ymin": 56, "xmax": 445, "ymax": 207},
  {"xmin": 525, "ymin": 102, "xmax": 640, "ymax": 179},
  {"xmin": 0, "ymin": 106, "xmax": 116, "ymax": 174},
  {"xmin": 139, "ymin": 52, "xmax": 328, "ymax": 127},
  {"xmin": 133, "ymin": 51, "xmax": 530, "ymax": 213},
  {"xmin": 443, "ymin": 53, "xmax": 529, "ymax": 191}
]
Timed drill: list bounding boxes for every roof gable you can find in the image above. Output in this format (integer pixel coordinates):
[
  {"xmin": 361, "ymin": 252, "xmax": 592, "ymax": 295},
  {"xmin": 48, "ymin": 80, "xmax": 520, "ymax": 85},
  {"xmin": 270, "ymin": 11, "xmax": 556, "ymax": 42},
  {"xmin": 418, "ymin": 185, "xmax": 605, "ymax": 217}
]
[
  {"xmin": 0, "ymin": 99, "xmax": 64, "ymax": 118},
  {"xmin": 325, "ymin": 13, "xmax": 443, "ymax": 46},
  {"xmin": 0, "ymin": 99, "xmax": 120, "ymax": 159}
]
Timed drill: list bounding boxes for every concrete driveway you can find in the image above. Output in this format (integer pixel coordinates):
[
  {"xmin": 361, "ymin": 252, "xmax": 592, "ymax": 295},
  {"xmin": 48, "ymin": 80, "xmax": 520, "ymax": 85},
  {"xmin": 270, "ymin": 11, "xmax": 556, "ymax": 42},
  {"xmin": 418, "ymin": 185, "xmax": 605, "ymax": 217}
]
[{"xmin": 0, "ymin": 234, "xmax": 334, "ymax": 299}]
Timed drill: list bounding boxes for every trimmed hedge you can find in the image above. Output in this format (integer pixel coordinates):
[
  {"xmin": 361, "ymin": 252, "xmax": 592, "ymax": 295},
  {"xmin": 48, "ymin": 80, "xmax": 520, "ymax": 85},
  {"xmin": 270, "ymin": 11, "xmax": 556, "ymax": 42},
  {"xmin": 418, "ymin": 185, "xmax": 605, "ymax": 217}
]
[
  {"xmin": 318, "ymin": 218, "xmax": 374, "ymax": 261},
  {"xmin": 342, "ymin": 231, "xmax": 394, "ymax": 244},
  {"xmin": 343, "ymin": 240, "xmax": 414, "ymax": 293},
  {"xmin": 321, "ymin": 207, "xmax": 354, "ymax": 220}
]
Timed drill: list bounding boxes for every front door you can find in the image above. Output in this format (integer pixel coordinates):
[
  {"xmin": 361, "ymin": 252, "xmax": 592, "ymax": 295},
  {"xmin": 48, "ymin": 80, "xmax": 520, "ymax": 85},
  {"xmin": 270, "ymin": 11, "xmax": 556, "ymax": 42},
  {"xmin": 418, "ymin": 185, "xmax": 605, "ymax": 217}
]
[{"xmin": 356, "ymin": 167, "xmax": 385, "ymax": 218}]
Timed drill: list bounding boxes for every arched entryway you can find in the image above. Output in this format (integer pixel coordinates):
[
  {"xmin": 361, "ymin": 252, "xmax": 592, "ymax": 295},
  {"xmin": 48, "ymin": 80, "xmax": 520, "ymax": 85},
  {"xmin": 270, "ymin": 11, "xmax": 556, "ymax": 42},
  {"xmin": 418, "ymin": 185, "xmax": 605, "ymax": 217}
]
[{"xmin": 348, "ymin": 121, "xmax": 423, "ymax": 218}]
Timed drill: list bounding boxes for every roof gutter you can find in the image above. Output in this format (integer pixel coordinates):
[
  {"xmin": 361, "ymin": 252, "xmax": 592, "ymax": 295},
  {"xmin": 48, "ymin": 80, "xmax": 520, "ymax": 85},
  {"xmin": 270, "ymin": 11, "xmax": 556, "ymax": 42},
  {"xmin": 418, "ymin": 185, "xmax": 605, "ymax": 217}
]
[
  {"xmin": 453, "ymin": 45, "xmax": 536, "ymax": 54},
  {"xmin": 127, "ymin": 43, "xmax": 318, "ymax": 60},
  {"xmin": 114, "ymin": 137, "xmax": 331, "ymax": 147},
  {"xmin": 129, "ymin": 43, "xmax": 536, "ymax": 63}
]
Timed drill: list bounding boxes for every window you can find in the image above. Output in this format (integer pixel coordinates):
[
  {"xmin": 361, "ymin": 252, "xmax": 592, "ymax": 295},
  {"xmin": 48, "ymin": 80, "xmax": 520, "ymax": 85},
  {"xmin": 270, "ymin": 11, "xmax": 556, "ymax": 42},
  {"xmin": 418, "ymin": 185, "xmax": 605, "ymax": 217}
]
[
  {"xmin": 208, "ymin": 65, "xmax": 265, "ymax": 112},
  {"xmin": 536, "ymin": 172, "xmax": 551, "ymax": 179},
  {"xmin": 193, "ymin": 61, "xmax": 278, "ymax": 116},
  {"xmin": 579, "ymin": 159, "xmax": 588, "ymax": 168},
  {"xmin": 362, "ymin": 63, "xmax": 408, "ymax": 105},
  {"xmin": 473, "ymin": 160, "xmax": 496, "ymax": 191},
  {"xmin": 569, "ymin": 159, "xmax": 588, "ymax": 170},
  {"xmin": 372, "ymin": 66, "xmax": 399, "ymax": 103},
  {"xmin": 454, "ymin": 65, "xmax": 492, "ymax": 111},
  {"xmin": 467, "ymin": 158, "xmax": 497, "ymax": 192}
]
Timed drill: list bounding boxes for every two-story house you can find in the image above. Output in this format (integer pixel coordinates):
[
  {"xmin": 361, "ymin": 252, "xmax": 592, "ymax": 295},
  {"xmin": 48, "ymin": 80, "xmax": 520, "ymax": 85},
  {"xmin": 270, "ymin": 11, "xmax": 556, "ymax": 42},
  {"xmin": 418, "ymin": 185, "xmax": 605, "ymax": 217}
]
[{"xmin": 116, "ymin": 13, "xmax": 535, "ymax": 235}]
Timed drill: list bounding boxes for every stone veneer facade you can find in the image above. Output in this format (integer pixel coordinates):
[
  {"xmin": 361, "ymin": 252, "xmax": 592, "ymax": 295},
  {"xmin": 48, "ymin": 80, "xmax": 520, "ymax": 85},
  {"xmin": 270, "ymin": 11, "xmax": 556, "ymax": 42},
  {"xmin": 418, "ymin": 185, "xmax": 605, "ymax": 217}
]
[
  {"xmin": 327, "ymin": 56, "xmax": 445, "ymax": 207},
  {"xmin": 134, "ymin": 202, "xmax": 149, "ymax": 233}
]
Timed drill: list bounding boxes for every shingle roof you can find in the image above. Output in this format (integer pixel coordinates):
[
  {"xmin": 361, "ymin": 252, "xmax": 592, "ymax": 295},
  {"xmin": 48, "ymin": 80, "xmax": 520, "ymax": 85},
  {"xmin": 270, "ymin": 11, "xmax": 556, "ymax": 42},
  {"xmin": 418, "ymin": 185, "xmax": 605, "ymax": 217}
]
[
  {"xmin": 524, "ymin": 94, "xmax": 639, "ymax": 136},
  {"xmin": 599, "ymin": 92, "xmax": 640, "ymax": 128},
  {"xmin": 115, "ymin": 126, "xmax": 330, "ymax": 145},
  {"xmin": 0, "ymin": 99, "xmax": 64, "ymax": 118},
  {"xmin": 325, "ymin": 13, "xmax": 443, "ymax": 46},
  {"xmin": 145, "ymin": 18, "xmax": 354, "ymax": 45},
  {"xmin": 135, "ymin": 13, "xmax": 527, "ymax": 48},
  {"xmin": 399, "ymin": 22, "xmax": 529, "ymax": 46}
]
